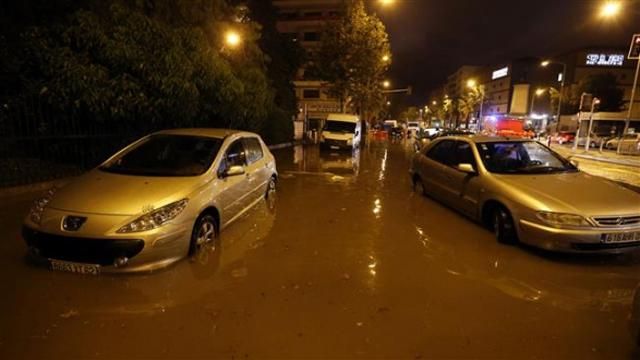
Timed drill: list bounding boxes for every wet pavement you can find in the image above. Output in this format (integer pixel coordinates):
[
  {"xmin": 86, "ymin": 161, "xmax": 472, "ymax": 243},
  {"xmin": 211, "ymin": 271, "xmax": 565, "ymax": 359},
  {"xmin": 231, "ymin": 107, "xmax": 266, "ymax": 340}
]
[{"xmin": 2, "ymin": 138, "xmax": 640, "ymax": 358}]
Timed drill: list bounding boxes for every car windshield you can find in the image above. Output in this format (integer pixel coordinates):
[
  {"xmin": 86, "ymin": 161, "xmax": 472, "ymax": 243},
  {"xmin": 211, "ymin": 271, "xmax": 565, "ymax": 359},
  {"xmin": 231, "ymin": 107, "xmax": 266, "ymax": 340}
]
[
  {"xmin": 325, "ymin": 120, "xmax": 356, "ymax": 133},
  {"xmin": 476, "ymin": 141, "xmax": 577, "ymax": 174},
  {"xmin": 100, "ymin": 135, "xmax": 223, "ymax": 176}
]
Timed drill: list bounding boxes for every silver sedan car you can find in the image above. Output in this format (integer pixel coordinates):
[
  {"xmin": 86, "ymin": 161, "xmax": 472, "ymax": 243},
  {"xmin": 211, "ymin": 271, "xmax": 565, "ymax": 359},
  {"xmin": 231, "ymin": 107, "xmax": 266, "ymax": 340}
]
[
  {"xmin": 23, "ymin": 129, "xmax": 277, "ymax": 274},
  {"xmin": 410, "ymin": 135, "xmax": 640, "ymax": 253}
]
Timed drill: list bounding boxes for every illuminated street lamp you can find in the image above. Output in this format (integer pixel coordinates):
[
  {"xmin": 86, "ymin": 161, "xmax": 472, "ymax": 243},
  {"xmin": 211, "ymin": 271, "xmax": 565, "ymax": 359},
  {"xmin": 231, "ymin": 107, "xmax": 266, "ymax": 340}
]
[
  {"xmin": 600, "ymin": 1, "xmax": 622, "ymax": 18},
  {"xmin": 383, "ymin": 80, "xmax": 391, "ymax": 88},
  {"xmin": 466, "ymin": 79, "xmax": 485, "ymax": 129},
  {"xmin": 530, "ymin": 88, "xmax": 547, "ymax": 115},
  {"xmin": 432, "ymin": 100, "xmax": 437, "ymax": 106},
  {"xmin": 224, "ymin": 30, "xmax": 242, "ymax": 48},
  {"xmin": 379, "ymin": 0, "xmax": 395, "ymax": 6},
  {"xmin": 382, "ymin": 54, "xmax": 391, "ymax": 63},
  {"xmin": 540, "ymin": 59, "xmax": 567, "ymax": 130}
]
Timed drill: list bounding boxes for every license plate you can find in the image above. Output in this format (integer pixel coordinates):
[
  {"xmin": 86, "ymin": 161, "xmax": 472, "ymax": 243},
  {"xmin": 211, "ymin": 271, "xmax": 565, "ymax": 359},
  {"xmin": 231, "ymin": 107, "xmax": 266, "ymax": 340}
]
[
  {"xmin": 330, "ymin": 145, "xmax": 340, "ymax": 150},
  {"xmin": 50, "ymin": 259, "xmax": 100, "ymax": 275},
  {"xmin": 603, "ymin": 232, "xmax": 640, "ymax": 243}
]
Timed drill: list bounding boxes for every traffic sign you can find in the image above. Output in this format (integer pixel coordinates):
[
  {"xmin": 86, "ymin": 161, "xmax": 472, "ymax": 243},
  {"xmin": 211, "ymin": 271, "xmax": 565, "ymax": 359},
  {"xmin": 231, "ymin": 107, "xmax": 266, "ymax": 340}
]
[{"xmin": 629, "ymin": 34, "xmax": 640, "ymax": 60}]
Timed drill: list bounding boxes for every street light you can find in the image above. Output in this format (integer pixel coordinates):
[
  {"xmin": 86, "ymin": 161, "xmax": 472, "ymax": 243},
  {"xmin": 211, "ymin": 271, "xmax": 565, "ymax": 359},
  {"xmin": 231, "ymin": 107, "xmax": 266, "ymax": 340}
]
[
  {"xmin": 530, "ymin": 88, "xmax": 547, "ymax": 115},
  {"xmin": 225, "ymin": 30, "xmax": 242, "ymax": 48},
  {"xmin": 382, "ymin": 54, "xmax": 391, "ymax": 63},
  {"xmin": 383, "ymin": 80, "xmax": 391, "ymax": 88},
  {"xmin": 379, "ymin": 0, "xmax": 395, "ymax": 6},
  {"xmin": 466, "ymin": 79, "xmax": 485, "ymax": 130},
  {"xmin": 540, "ymin": 59, "xmax": 567, "ymax": 132},
  {"xmin": 600, "ymin": 1, "xmax": 622, "ymax": 18},
  {"xmin": 432, "ymin": 100, "xmax": 438, "ymax": 106}
]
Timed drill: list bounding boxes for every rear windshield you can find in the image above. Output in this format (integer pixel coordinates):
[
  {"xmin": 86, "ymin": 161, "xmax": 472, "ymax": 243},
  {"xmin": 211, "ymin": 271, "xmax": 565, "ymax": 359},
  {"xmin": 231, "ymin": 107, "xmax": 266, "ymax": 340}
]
[{"xmin": 100, "ymin": 135, "xmax": 223, "ymax": 177}]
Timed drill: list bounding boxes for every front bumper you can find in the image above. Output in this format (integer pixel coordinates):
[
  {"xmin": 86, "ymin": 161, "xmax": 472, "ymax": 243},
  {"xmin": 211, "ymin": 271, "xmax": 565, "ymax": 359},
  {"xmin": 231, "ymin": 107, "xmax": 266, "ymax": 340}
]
[
  {"xmin": 22, "ymin": 224, "xmax": 190, "ymax": 273},
  {"xmin": 518, "ymin": 219, "xmax": 640, "ymax": 253}
]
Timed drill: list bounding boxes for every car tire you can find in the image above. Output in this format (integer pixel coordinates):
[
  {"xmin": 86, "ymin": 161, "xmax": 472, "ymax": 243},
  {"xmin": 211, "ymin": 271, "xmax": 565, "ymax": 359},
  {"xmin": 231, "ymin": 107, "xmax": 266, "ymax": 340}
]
[
  {"xmin": 189, "ymin": 214, "xmax": 218, "ymax": 256},
  {"xmin": 492, "ymin": 207, "xmax": 518, "ymax": 245},
  {"xmin": 413, "ymin": 177, "xmax": 426, "ymax": 196},
  {"xmin": 265, "ymin": 176, "xmax": 277, "ymax": 199}
]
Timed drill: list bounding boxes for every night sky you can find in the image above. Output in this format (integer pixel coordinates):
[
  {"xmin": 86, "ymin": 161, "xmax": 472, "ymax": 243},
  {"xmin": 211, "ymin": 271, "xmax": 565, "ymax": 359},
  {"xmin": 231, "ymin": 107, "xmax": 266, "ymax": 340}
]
[{"xmin": 377, "ymin": 0, "xmax": 640, "ymax": 106}]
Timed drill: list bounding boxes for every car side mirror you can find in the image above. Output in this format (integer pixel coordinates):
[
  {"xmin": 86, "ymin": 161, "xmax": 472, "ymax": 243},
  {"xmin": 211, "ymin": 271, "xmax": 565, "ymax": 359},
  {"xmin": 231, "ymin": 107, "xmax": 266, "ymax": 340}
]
[
  {"xmin": 221, "ymin": 165, "xmax": 245, "ymax": 178},
  {"xmin": 457, "ymin": 163, "xmax": 476, "ymax": 174}
]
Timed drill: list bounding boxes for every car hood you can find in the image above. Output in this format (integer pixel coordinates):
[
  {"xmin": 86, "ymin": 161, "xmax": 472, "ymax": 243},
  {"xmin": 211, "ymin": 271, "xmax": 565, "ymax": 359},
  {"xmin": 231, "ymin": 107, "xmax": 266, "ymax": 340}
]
[
  {"xmin": 48, "ymin": 170, "xmax": 202, "ymax": 216},
  {"xmin": 496, "ymin": 171, "xmax": 640, "ymax": 216}
]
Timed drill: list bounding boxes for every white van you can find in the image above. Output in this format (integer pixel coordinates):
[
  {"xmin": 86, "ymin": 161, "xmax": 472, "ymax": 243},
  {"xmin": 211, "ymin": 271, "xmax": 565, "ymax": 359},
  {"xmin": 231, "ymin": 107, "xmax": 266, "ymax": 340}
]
[{"xmin": 320, "ymin": 114, "xmax": 362, "ymax": 150}]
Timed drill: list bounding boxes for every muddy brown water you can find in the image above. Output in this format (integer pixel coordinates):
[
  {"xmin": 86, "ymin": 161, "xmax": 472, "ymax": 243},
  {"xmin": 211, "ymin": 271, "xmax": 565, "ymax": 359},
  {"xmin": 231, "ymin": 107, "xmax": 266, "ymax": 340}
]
[{"xmin": 1, "ymin": 139, "xmax": 640, "ymax": 359}]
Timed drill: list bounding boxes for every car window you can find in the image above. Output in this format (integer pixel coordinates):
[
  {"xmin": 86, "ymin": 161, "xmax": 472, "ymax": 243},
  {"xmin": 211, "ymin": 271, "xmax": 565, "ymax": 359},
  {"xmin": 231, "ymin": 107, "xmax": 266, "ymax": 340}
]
[
  {"xmin": 218, "ymin": 139, "xmax": 247, "ymax": 177},
  {"xmin": 453, "ymin": 141, "xmax": 476, "ymax": 167},
  {"xmin": 243, "ymin": 137, "xmax": 264, "ymax": 164},
  {"xmin": 426, "ymin": 140, "xmax": 455, "ymax": 166},
  {"xmin": 476, "ymin": 141, "xmax": 575, "ymax": 174},
  {"xmin": 100, "ymin": 135, "xmax": 223, "ymax": 177}
]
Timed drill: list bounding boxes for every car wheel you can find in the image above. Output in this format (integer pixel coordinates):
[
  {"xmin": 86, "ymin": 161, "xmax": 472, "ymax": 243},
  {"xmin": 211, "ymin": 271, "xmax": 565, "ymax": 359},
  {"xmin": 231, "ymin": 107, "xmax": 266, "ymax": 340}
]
[
  {"xmin": 492, "ymin": 207, "xmax": 518, "ymax": 245},
  {"xmin": 413, "ymin": 177, "xmax": 426, "ymax": 196},
  {"xmin": 265, "ymin": 176, "xmax": 277, "ymax": 199},
  {"xmin": 189, "ymin": 214, "xmax": 218, "ymax": 256}
]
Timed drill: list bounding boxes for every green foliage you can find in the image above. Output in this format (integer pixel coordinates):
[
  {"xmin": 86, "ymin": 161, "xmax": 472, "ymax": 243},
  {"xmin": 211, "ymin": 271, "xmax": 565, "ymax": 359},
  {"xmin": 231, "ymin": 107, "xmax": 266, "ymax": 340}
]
[
  {"xmin": 399, "ymin": 107, "xmax": 420, "ymax": 122},
  {"xmin": 7, "ymin": 0, "xmax": 296, "ymax": 142},
  {"xmin": 572, "ymin": 72, "xmax": 624, "ymax": 112},
  {"xmin": 314, "ymin": 0, "xmax": 391, "ymax": 122}
]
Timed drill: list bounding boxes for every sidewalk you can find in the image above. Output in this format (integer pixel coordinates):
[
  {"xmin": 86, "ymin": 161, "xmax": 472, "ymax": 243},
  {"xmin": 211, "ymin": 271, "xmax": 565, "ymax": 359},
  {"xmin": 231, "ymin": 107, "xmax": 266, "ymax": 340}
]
[{"xmin": 551, "ymin": 145, "xmax": 640, "ymax": 168}]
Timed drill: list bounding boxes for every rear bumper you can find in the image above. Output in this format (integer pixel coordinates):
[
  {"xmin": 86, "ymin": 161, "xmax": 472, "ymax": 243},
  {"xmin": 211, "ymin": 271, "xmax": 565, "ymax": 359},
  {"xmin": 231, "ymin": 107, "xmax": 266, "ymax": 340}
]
[{"xmin": 518, "ymin": 220, "xmax": 640, "ymax": 254}]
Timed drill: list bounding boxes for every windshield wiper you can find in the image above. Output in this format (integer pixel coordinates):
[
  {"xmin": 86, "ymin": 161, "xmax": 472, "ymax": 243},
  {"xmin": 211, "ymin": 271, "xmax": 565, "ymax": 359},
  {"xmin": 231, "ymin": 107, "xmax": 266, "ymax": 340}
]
[{"xmin": 519, "ymin": 166, "xmax": 569, "ymax": 174}]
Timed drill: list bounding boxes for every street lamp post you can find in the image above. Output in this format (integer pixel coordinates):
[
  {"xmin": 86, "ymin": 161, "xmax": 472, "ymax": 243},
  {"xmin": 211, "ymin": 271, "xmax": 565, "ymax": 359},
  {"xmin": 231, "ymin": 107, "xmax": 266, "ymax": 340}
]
[
  {"xmin": 585, "ymin": 97, "xmax": 601, "ymax": 151},
  {"xmin": 541, "ymin": 60, "xmax": 567, "ymax": 133}
]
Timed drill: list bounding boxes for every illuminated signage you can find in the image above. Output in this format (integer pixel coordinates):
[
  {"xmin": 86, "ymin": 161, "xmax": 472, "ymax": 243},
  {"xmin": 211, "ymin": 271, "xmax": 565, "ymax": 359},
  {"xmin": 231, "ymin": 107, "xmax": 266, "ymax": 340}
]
[
  {"xmin": 585, "ymin": 53, "xmax": 625, "ymax": 66},
  {"xmin": 492, "ymin": 66, "xmax": 509, "ymax": 80}
]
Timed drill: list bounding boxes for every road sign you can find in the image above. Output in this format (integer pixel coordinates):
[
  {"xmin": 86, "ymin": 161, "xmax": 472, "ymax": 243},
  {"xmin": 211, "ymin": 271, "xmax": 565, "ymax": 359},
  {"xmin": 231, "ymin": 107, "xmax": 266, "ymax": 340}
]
[{"xmin": 629, "ymin": 34, "xmax": 640, "ymax": 60}]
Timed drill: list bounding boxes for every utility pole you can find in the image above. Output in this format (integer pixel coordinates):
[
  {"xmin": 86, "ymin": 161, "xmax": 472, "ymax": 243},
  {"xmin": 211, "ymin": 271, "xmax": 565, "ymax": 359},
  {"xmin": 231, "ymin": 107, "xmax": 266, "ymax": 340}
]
[
  {"xmin": 619, "ymin": 34, "xmax": 640, "ymax": 153},
  {"xmin": 585, "ymin": 97, "xmax": 601, "ymax": 152}
]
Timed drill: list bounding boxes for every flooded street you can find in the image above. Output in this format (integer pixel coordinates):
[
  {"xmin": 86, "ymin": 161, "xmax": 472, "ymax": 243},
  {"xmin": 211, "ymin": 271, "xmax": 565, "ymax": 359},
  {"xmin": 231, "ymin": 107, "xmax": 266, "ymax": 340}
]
[{"xmin": 2, "ymin": 139, "xmax": 640, "ymax": 359}]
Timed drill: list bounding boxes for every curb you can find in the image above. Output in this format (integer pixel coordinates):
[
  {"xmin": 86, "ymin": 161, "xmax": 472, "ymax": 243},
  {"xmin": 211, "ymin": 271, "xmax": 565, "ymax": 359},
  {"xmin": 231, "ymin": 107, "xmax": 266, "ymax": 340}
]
[
  {"xmin": 268, "ymin": 140, "xmax": 303, "ymax": 150},
  {"xmin": 570, "ymin": 154, "xmax": 640, "ymax": 168},
  {"xmin": 0, "ymin": 178, "xmax": 73, "ymax": 199}
]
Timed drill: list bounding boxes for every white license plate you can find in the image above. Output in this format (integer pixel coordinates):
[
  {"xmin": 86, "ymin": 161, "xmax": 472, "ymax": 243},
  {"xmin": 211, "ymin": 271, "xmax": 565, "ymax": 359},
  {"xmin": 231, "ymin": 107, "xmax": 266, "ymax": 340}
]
[
  {"xmin": 603, "ymin": 232, "xmax": 640, "ymax": 243},
  {"xmin": 50, "ymin": 259, "xmax": 100, "ymax": 275},
  {"xmin": 330, "ymin": 145, "xmax": 340, "ymax": 149}
]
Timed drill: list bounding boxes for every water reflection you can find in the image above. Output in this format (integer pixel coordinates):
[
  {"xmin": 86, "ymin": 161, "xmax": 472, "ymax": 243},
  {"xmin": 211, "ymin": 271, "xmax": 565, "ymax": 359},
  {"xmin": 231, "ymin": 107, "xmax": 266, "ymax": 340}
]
[
  {"xmin": 279, "ymin": 145, "xmax": 361, "ymax": 181},
  {"xmin": 408, "ymin": 182, "xmax": 640, "ymax": 313},
  {"xmin": 27, "ymin": 199, "xmax": 277, "ymax": 316}
]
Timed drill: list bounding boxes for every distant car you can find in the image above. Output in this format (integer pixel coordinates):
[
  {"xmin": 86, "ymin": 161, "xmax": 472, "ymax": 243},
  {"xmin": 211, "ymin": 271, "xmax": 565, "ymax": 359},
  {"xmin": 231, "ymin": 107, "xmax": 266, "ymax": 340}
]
[
  {"xmin": 576, "ymin": 133, "xmax": 607, "ymax": 148},
  {"xmin": 320, "ymin": 113, "xmax": 362, "ymax": 151},
  {"xmin": 23, "ymin": 129, "xmax": 278, "ymax": 274},
  {"xmin": 407, "ymin": 122, "xmax": 421, "ymax": 136},
  {"xmin": 410, "ymin": 135, "xmax": 640, "ymax": 253},
  {"xmin": 605, "ymin": 134, "xmax": 640, "ymax": 150},
  {"xmin": 552, "ymin": 131, "xmax": 575, "ymax": 145}
]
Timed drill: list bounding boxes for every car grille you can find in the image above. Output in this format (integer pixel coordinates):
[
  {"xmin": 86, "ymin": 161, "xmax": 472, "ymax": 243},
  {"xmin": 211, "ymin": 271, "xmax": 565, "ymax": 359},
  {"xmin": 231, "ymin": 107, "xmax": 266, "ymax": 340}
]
[
  {"xmin": 592, "ymin": 215, "xmax": 640, "ymax": 227},
  {"xmin": 23, "ymin": 227, "xmax": 144, "ymax": 266},
  {"xmin": 326, "ymin": 139, "xmax": 348, "ymax": 147}
]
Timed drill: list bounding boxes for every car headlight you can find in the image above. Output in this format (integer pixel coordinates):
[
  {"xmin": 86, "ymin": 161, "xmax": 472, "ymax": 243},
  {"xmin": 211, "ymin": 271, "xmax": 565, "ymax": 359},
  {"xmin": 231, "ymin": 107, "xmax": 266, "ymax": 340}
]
[
  {"xmin": 117, "ymin": 199, "xmax": 189, "ymax": 233},
  {"xmin": 29, "ymin": 187, "xmax": 57, "ymax": 225},
  {"xmin": 536, "ymin": 211, "xmax": 592, "ymax": 228}
]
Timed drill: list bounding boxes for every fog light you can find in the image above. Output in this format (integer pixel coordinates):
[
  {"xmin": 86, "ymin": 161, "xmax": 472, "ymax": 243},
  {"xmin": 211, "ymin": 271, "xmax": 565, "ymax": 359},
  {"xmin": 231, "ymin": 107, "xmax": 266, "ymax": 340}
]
[
  {"xmin": 29, "ymin": 246, "xmax": 41, "ymax": 257},
  {"xmin": 114, "ymin": 256, "xmax": 129, "ymax": 268}
]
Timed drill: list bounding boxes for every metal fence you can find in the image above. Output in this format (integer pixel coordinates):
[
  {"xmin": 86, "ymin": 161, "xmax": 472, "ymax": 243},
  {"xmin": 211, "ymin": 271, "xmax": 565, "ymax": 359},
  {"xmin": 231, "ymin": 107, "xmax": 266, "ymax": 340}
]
[{"xmin": 0, "ymin": 97, "xmax": 209, "ymax": 188}]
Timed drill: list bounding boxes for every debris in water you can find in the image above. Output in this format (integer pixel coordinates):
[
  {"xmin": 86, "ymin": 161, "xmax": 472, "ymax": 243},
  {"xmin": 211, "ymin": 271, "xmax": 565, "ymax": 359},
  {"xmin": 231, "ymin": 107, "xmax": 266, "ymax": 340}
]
[{"xmin": 59, "ymin": 309, "xmax": 79, "ymax": 319}]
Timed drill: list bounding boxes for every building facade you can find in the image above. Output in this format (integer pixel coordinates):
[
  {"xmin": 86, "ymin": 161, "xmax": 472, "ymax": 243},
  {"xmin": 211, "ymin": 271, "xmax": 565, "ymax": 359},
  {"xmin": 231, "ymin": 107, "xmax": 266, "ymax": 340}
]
[{"xmin": 274, "ymin": 0, "xmax": 344, "ymax": 134}]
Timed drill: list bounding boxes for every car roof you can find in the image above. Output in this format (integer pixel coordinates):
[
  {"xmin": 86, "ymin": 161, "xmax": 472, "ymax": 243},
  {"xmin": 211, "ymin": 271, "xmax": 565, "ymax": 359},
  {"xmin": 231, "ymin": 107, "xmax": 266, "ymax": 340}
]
[
  {"xmin": 439, "ymin": 135, "xmax": 532, "ymax": 143},
  {"xmin": 152, "ymin": 128, "xmax": 257, "ymax": 139}
]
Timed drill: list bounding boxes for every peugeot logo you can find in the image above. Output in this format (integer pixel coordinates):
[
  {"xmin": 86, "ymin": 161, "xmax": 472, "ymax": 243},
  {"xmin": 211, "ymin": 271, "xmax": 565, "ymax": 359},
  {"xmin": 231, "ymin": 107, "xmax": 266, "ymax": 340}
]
[{"xmin": 62, "ymin": 216, "xmax": 87, "ymax": 231}]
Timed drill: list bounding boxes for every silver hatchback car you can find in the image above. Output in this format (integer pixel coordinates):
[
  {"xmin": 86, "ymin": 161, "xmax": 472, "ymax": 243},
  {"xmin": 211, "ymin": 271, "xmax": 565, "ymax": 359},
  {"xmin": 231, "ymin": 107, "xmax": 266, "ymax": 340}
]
[
  {"xmin": 23, "ymin": 129, "xmax": 277, "ymax": 274},
  {"xmin": 410, "ymin": 135, "xmax": 640, "ymax": 253}
]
